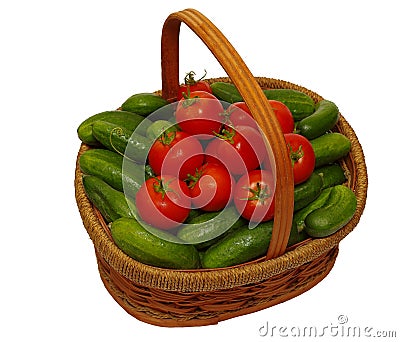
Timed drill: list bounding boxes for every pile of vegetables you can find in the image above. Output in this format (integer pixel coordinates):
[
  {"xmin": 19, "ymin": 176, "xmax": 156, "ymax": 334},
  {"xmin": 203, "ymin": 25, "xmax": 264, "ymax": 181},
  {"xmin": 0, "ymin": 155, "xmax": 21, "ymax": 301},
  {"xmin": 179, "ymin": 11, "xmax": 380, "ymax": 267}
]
[{"xmin": 77, "ymin": 71, "xmax": 356, "ymax": 269}]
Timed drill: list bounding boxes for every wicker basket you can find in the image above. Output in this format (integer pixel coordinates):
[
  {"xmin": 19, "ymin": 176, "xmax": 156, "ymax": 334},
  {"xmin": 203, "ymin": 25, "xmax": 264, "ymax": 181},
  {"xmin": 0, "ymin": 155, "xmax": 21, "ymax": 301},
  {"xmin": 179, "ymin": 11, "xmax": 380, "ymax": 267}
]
[{"xmin": 74, "ymin": 8, "xmax": 367, "ymax": 327}]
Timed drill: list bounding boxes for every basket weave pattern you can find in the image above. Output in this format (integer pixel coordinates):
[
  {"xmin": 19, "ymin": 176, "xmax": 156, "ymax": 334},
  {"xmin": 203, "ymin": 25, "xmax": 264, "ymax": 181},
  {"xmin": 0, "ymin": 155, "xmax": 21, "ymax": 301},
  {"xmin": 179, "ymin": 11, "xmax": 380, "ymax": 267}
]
[
  {"xmin": 97, "ymin": 248, "xmax": 338, "ymax": 325},
  {"xmin": 74, "ymin": 9, "xmax": 367, "ymax": 327},
  {"xmin": 74, "ymin": 76, "xmax": 367, "ymax": 326}
]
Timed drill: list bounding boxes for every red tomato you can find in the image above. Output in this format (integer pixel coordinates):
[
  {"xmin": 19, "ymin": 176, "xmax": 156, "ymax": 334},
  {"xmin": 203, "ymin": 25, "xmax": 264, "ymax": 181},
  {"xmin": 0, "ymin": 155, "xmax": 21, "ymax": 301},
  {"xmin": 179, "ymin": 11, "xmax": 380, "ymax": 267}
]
[
  {"xmin": 148, "ymin": 131, "xmax": 204, "ymax": 180},
  {"xmin": 284, "ymin": 133, "xmax": 315, "ymax": 185},
  {"xmin": 177, "ymin": 71, "xmax": 213, "ymax": 98},
  {"xmin": 224, "ymin": 102, "xmax": 259, "ymax": 130},
  {"xmin": 178, "ymin": 81, "xmax": 212, "ymax": 98},
  {"xmin": 268, "ymin": 100, "xmax": 295, "ymax": 134},
  {"xmin": 135, "ymin": 175, "xmax": 191, "ymax": 229},
  {"xmin": 205, "ymin": 126, "xmax": 267, "ymax": 176},
  {"xmin": 187, "ymin": 162, "xmax": 235, "ymax": 211},
  {"xmin": 175, "ymin": 90, "xmax": 224, "ymax": 140},
  {"xmin": 204, "ymin": 137, "xmax": 223, "ymax": 166},
  {"xmin": 233, "ymin": 169, "xmax": 275, "ymax": 222}
]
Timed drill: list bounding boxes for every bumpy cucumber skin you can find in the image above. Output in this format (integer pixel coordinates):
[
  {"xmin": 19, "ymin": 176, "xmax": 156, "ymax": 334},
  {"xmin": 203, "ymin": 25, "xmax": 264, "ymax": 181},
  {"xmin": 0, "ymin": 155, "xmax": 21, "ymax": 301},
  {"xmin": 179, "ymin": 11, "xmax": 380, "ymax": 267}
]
[
  {"xmin": 120, "ymin": 93, "xmax": 169, "ymax": 117},
  {"xmin": 77, "ymin": 110, "xmax": 144, "ymax": 145},
  {"xmin": 315, "ymin": 164, "xmax": 347, "ymax": 190},
  {"xmin": 201, "ymin": 221, "xmax": 273, "ymax": 269},
  {"xmin": 111, "ymin": 217, "xmax": 200, "ymax": 269},
  {"xmin": 91, "ymin": 120, "xmax": 132, "ymax": 153},
  {"xmin": 210, "ymin": 82, "xmax": 243, "ymax": 103},
  {"xmin": 79, "ymin": 149, "xmax": 124, "ymax": 190},
  {"xmin": 294, "ymin": 172, "xmax": 323, "ymax": 211},
  {"xmin": 292, "ymin": 187, "xmax": 333, "ymax": 234},
  {"xmin": 263, "ymin": 89, "xmax": 315, "ymax": 121},
  {"xmin": 297, "ymin": 100, "xmax": 339, "ymax": 139},
  {"xmin": 177, "ymin": 207, "xmax": 246, "ymax": 249},
  {"xmin": 311, "ymin": 133, "xmax": 351, "ymax": 168},
  {"xmin": 82, "ymin": 175, "xmax": 135, "ymax": 223},
  {"xmin": 305, "ymin": 185, "xmax": 357, "ymax": 238},
  {"xmin": 92, "ymin": 121, "xmax": 151, "ymax": 163},
  {"xmin": 79, "ymin": 148, "xmax": 145, "ymax": 195}
]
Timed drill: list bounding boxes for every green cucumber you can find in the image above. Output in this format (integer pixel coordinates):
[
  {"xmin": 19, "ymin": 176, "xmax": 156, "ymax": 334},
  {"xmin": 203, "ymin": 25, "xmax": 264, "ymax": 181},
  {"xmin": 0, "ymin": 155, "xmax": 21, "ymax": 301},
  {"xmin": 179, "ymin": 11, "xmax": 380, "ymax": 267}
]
[
  {"xmin": 287, "ymin": 221, "xmax": 309, "ymax": 247},
  {"xmin": 201, "ymin": 220, "xmax": 273, "ymax": 269},
  {"xmin": 292, "ymin": 187, "xmax": 333, "ymax": 234},
  {"xmin": 297, "ymin": 100, "xmax": 339, "ymax": 139},
  {"xmin": 82, "ymin": 175, "xmax": 135, "ymax": 223},
  {"xmin": 79, "ymin": 148, "xmax": 145, "ymax": 196},
  {"xmin": 110, "ymin": 217, "xmax": 200, "ymax": 269},
  {"xmin": 294, "ymin": 172, "xmax": 324, "ymax": 211},
  {"xmin": 305, "ymin": 185, "xmax": 357, "ymax": 238},
  {"xmin": 292, "ymin": 166, "xmax": 348, "ymax": 236},
  {"xmin": 184, "ymin": 208, "xmax": 205, "ymax": 223},
  {"xmin": 210, "ymin": 82, "xmax": 243, "ymax": 103},
  {"xmin": 146, "ymin": 119, "xmax": 179, "ymax": 140},
  {"xmin": 263, "ymin": 89, "xmax": 315, "ymax": 121},
  {"xmin": 177, "ymin": 207, "xmax": 246, "ymax": 249},
  {"xmin": 315, "ymin": 164, "xmax": 347, "ymax": 190},
  {"xmin": 77, "ymin": 110, "xmax": 144, "ymax": 145},
  {"xmin": 311, "ymin": 132, "xmax": 351, "ymax": 168},
  {"xmin": 133, "ymin": 117, "xmax": 153, "ymax": 137},
  {"xmin": 92, "ymin": 120, "xmax": 151, "ymax": 163},
  {"xmin": 210, "ymin": 82, "xmax": 315, "ymax": 120},
  {"xmin": 120, "ymin": 93, "xmax": 169, "ymax": 117}
]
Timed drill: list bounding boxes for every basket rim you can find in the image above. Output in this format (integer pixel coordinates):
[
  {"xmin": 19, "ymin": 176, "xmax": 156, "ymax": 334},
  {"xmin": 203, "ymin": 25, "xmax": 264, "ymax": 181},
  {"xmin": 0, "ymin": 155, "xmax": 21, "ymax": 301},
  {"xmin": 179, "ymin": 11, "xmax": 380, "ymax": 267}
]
[{"xmin": 74, "ymin": 76, "xmax": 368, "ymax": 292}]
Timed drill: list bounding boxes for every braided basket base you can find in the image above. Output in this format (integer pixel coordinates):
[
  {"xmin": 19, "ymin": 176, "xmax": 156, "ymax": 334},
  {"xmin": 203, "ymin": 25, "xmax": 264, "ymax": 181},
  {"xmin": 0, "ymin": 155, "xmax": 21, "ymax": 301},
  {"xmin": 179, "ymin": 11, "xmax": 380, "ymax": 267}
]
[
  {"xmin": 75, "ymin": 77, "xmax": 367, "ymax": 327},
  {"xmin": 96, "ymin": 247, "xmax": 338, "ymax": 327}
]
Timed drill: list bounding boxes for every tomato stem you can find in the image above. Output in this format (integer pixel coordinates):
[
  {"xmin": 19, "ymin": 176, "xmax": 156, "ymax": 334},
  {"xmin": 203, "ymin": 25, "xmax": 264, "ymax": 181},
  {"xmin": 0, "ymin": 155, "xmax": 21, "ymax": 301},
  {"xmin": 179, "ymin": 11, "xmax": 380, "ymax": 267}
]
[
  {"xmin": 287, "ymin": 143, "xmax": 304, "ymax": 167},
  {"xmin": 152, "ymin": 177, "xmax": 179, "ymax": 200},
  {"xmin": 184, "ymin": 69, "xmax": 207, "ymax": 85},
  {"xmin": 181, "ymin": 87, "xmax": 200, "ymax": 108},
  {"xmin": 218, "ymin": 108, "xmax": 236, "ymax": 128},
  {"xmin": 214, "ymin": 127, "xmax": 236, "ymax": 144},
  {"xmin": 241, "ymin": 182, "xmax": 272, "ymax": 204},
  {"xmin": 158, "ymin": 130, "xmax": 176, "ymax": 146},
  {"xmin": 185, "ymin": 166, "xmax": 204, "ymax": 189},
  {"xmin": 179, "ymin": 85, "xmax": 190, "ymax": 100}
]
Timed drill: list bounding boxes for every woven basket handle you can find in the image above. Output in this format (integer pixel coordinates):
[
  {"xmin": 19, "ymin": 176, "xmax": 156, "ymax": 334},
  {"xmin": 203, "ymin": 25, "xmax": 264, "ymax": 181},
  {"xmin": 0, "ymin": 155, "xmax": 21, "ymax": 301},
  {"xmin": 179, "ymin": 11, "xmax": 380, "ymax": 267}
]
[{"xmin": 161, "ymin": 8, "xmax": 294, "ymax": 259}]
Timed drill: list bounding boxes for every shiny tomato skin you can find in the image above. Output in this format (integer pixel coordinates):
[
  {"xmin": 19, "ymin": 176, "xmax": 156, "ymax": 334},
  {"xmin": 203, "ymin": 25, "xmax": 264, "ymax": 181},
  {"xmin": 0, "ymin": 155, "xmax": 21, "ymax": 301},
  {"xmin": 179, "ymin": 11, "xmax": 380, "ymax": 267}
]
[
  {"xmin": 284, "ymin": 133, "xmax": 315, "ymax": 185},
  {"xmin": 268, "ymin": 100, "xmax": 295, "ymax": 134},
  {"xmin": 175, "ymin": 91, "xmax": 224, "ymax": 140},
  {"xmin": 224, "ymin": 100, "xmax": 294, "ymax": 134},
  {"xmin": 135, "ymin": 175, "xmax": 191, "ymax": 229},
  {"xmin": 204, "ymin": 137, "xmax": 224, "ymax": 166},
  {"xmin": 148, "ymin": 131, "xmax": 204, "ymax": 181},
  {"xmin": 233, "ymin": 169, "xmax": 275, "ymax": 222},
  {"xmin": 188, "ymin": 162, "xmax": 235, "ymax": 212},
  {"xmin": 209, "ymin": 126, "xmax": 267, "ymax": 176},
  {"xmin": 225, "ymin": 102, "xmax": 259, "ymax": 130}
]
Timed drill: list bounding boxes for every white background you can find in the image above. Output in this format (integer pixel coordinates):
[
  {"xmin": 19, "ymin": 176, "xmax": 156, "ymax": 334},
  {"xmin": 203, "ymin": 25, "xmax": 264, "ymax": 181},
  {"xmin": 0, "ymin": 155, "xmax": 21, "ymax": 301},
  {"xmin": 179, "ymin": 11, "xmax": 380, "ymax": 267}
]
[{"xmin": 1, "ymin": 0, "xmax": 399, "ymax": 341}]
